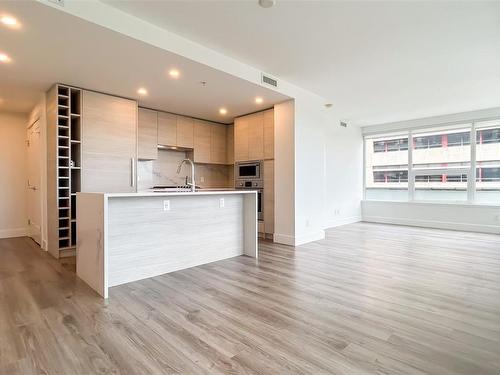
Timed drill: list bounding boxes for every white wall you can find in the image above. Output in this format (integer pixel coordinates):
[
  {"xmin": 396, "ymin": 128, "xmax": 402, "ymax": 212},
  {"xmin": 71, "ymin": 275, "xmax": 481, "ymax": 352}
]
[
  {"xmin": 362, "ymin": 200, "xmax": 500, "ymax": 234},
  {"xmin": 0, "ymin": 112, "xmax": 28, "ymax": 238}
]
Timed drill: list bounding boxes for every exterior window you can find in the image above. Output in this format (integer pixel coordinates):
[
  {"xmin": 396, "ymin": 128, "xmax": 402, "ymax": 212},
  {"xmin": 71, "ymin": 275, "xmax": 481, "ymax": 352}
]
[
  {"xmin": 364, "ymin": 120, "xmax": 500, "ymax": 205},
  {"xmin": 475, "ymin": 122, "xmax": 500, "ymax": 203},
  {"xmin": 365, "ymin": 133, "xmax": 408, "ymax": 201},
  {"xmin": 477, "ymin": 128, "xmax": 500, "ymax": 144}
]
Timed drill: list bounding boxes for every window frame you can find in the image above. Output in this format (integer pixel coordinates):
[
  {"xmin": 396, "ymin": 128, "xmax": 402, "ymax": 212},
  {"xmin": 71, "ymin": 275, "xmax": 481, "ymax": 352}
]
[{"xmin": 363, "ymin": 119, "xmax": 500, "ymax": 206}]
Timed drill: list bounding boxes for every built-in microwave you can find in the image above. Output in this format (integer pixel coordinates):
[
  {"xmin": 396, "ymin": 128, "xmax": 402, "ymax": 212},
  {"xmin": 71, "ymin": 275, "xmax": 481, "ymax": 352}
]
[{"xmin": 235, "ymin": 161, "xmax": 262, "ymax": 180}]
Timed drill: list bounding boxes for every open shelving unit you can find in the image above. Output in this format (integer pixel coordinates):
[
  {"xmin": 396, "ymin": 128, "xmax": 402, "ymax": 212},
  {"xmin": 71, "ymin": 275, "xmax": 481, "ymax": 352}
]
[{"xmin": 48, "ymin": 84, "xmax": 82, "ymax": 258}]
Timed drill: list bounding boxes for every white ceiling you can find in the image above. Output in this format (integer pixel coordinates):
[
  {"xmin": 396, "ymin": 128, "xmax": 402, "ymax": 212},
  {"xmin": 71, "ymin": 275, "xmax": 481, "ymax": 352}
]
[
  {"xmin": 103, "ymin": 0, "xmax": 500, "ymax": 126},
  {"xmin": 0, "ymin": 1, "xmax": 288, "ymax": 122}
]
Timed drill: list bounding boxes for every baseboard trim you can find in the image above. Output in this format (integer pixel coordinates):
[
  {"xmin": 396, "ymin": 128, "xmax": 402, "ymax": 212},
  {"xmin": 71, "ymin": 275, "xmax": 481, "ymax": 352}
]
[
  {"xmin": 324, "ymin": 215, "xmax": 362, "ymax": 230},
  {"xmin": 273, "ymin": 230, "xmax": 326, "ymax": 246},
  {"xmin": 0, "ymin": 227, "xmax": 28, "ymax": 239},
  {"xmin": 362, "ymin": 215, "xmax": 500, "ymax": 235}
]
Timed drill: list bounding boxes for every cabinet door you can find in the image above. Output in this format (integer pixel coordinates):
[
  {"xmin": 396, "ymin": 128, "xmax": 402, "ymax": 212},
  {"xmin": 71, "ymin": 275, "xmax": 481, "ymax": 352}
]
[
  {"xmin": 248, "ymin": 112, "xmax": 264, "ymax": 160},
  {"xmin": 176, "ymin": 116, "xmax": 194, "ymax": 148},
  {"xmin": 138, "ymin": 108, "xmax": 158, "ymax": 160},
  {"xmin": 226, "ymin": 124, "xmax": 234, "ymax": 164},
  {"xmin": 234, "ymin": 117, "xmax": 249, "ymax": 161},
  {"xmin": 210, "ymin": 123, "xmax": 227, "ymax": 164},
  {"xmin": 263, "ymin": 159, "xmax": 274, "ymax": 234},
  {"xmin": 193, "ymin": 120, "xmax": 211, "ymax": 163},
  {"xmin": 157, "ymin": 112, "xmax": 177, "ymax": 146},
  {"xmin": 263, "ymin": 109, "xmax": 274, "ymax": 160},
  {"xmin": 82, "ymin": 91, "xmax": 137, "ymax": 193}
]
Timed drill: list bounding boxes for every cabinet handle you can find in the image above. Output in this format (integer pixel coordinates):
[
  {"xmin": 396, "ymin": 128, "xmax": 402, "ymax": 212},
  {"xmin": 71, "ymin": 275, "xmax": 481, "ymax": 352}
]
[{"xmin": 131, "ymin": 157, "xmax": 136, "ymax": 187}]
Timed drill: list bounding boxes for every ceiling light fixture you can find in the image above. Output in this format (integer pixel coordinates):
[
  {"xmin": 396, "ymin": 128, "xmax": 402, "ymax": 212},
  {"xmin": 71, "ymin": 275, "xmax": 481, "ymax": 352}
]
[
  {"xmin": 1, "ymin": 15, "xmax": 19, "ymax": 28},
  {"xmin": 259, "ymin": 0, "xmax": 276, "ymax": 8},
  {"xmin": 169, "ymin": 69, "xmax": 180, "ymax": 78},
  {"xmin": 0, "ymin": 53, "xmax": 11, "ymax": 63},
  {"xmin": 219, "ymin": 108, "xmax": 228, "ymax": 115},
  {"xmin": 137, "ymin": 87, "xmax": 148, "ymax": 95},
  {"xmin": 255, "ymin": 97, "xmax": 263, "ymax": 104}
]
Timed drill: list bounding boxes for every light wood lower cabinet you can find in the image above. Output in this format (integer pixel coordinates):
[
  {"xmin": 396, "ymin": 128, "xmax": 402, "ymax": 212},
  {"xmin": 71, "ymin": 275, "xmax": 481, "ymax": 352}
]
[
  {"xmin": 81, "ymin": 91, "xmax": 137, "ymax": 193},
  {"xmin": 263, "ymin": 159, "xmax": 274, "ymax": 234},
  {"xmin": 138, "ymin": 108, "xmax": 158, "ymax": 160}
]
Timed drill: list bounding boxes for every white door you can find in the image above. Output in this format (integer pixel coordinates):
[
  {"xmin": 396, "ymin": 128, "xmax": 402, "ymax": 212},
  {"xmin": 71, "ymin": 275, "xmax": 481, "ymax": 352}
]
[{"xmin": 27, "ymin": 121, "xmax": 42, "ymax": 245}]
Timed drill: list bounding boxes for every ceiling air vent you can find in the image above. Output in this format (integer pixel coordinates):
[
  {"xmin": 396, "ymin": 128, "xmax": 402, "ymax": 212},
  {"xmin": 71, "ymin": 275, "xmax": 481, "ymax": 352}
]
[{"xmin": 261, "ymin": 73, "xmax": 278, "ymax": 88}]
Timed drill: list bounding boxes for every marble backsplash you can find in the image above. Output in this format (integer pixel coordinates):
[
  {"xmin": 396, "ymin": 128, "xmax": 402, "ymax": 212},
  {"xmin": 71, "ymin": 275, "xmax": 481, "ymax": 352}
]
[{"xmin": 137, "ymin": 149, "xmax": 233, "ymax": 191}]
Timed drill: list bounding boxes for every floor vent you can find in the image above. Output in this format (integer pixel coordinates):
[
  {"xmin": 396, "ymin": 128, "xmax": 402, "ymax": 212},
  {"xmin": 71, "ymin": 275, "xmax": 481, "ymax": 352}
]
[{"xmin": 261, "ymin": 73, "xmax": 278, "ymax": 88}]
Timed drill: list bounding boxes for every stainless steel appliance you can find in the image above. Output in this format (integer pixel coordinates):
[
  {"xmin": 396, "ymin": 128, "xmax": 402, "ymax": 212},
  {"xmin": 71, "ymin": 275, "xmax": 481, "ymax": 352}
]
[
  {"xmin": 235, "ymin": 178, "xmax": 263, "ymax": 221},
  {"xmin": 235, "ymin": 161, "xmax": 262, "ymax": 180}
]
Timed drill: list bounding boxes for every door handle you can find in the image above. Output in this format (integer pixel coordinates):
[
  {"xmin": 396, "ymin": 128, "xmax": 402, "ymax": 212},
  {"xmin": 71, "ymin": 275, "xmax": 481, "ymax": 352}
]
[{"xmin": 130, "ymin": 157, "xmax": 136, "ymax": 188}]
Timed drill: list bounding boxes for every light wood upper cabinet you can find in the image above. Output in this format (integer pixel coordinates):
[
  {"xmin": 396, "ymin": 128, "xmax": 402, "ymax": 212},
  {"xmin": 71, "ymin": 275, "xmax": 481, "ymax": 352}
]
[
  {"xmin": 248, "ymin": 112, "xmax": 264, "ymax": 160},
  {"xmin": 176, "ymin": 116, "xmax": 194, "ymax": 148},
  {"xmin": 226, "ymin": 124, "xmax": 234, "ymax": 164},
  {"xmin": 138, "ymin": 108, "xmax": 158, "ymax": 160},
  {"xmin": 210, "ymin": 124, "xmax": 227, "ymax": 164},
  {"xmin": 234, "ymin": 109, "xmax": 274, "ymax": 162},
  {"xmin": 193, "ymin": 120, "xmax": 211, "ymax": 163},
  {"xmin": 81, "ymin": 91, "xmax": 137, "ymax": 193},
  {"xmin": 234, "ymin": 117, "xmax": 249, "ymax": 162},
  {"xmin": 157, "ymin": 112, "xmax": 177, "ymax": 146},
  {"xmin": 263, "ymin": 109, "xmax": 274, "ymax": 159}
]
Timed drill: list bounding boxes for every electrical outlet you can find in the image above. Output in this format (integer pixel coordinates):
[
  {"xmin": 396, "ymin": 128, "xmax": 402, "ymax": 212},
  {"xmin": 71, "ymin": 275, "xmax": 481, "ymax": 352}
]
[
  {"xmin": 305, "ymin": 219, "xmax": 310, "ymax": 227},
  {"xmin": 200, "ymin": 176, "xmax": 205, "ymax": 183},
  {"xmin": 219, "ymin": 198, "xmax": 225, "ymax": 208},
  {"xmin": 494, "ymin": 215, "xmax": 499, "ymax": 222},
  {"xmin": 163, "ymin": 200, "xmax": 170, "ymax": 211}
]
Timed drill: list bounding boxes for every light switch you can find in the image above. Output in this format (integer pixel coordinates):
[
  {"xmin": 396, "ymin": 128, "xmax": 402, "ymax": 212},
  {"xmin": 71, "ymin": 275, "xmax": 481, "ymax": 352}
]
[
  {"xmin": 219, "ymin": 198, "xmax": 225, "ymax": 208},
  {"xmin": 163, "ymin": 200, "xmax": 170, "ymax": 211}
]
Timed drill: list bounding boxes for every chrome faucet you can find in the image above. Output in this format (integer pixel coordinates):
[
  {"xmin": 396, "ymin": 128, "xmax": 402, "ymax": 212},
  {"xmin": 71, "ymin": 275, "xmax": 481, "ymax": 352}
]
[{"xmin": 177, "ymin": 158, "xmax": 196, "ymax": 192}]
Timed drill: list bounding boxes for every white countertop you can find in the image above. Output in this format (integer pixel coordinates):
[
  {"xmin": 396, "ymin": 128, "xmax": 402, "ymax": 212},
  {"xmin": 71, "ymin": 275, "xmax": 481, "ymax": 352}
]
[{"xmin": 78, "ymin": 190, "xmax": 257, "ymax": 198}]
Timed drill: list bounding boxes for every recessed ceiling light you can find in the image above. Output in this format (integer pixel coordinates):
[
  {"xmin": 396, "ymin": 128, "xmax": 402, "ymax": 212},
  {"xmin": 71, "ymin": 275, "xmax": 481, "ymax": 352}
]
[
  {"xmin": 219, "ymin": 108, "xmax": 228, "ymax": 115},
  {"xmin": 137, "ymin": 88, "xmax": 148, "ymax": 95},
  {"xmin": 259, "ymin": 0, "xmax": 276, "ymax": 8},
  {"xmin": 169, "ymin": 69, "xmax": 180, "ymax": 78},
  {"xmin": 0, "ymin": 53, "xmax": 11, "ymax": 63},
  {"xmin": 255, "ymin": 97, "xmax": 263, "ymax": 104},
  {"xmin": 1, "ymin": 15, "xmax": 19, "ymax": 28}
]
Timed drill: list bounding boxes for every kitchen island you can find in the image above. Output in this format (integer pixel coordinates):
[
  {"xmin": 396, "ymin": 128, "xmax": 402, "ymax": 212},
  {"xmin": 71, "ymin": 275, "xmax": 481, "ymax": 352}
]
[{"xmin": 76, "ymin": 190, "xmax": 258, "ymax": 298}]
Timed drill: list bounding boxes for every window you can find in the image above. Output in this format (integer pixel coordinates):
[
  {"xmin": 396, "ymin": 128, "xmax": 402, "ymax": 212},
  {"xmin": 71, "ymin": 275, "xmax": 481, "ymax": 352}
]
[
  {"xmin": 475, "ymin": 121, "xmax": 500, "ymax": 203},
  {"xmin": 411, "ymin": 125, "xmax": 470, "ymax": 202},
  {"xmin": 364, "ymin": 120, "xmax": 500, "ymax": 205},
  {"xmin": 365, "ymin": 133, "xmax": 408, "ymax": 201}
]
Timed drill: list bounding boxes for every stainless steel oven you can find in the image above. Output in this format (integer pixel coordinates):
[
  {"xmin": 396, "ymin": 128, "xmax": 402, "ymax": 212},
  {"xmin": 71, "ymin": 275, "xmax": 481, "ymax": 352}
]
[
  {"xmin": 235, "ymin": 161, "xmax": 262, "ymax": 180},
  {"xmin": 235, "ymin": 179, "xmax": 263, "ymax": 221}
]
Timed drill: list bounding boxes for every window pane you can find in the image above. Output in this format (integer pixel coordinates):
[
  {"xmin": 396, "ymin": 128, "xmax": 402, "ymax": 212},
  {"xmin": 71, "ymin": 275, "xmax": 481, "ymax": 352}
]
[
  {"xmin": 412, "ymin": 125, "xmax": 471, "ymax": 202},
  {"xmin": 365, "ymin": 133, "xmax": 408, "ymax": 201},
  {"xmin": 475, "ymin": 121, "xmax": 500, "ymax": 203}
]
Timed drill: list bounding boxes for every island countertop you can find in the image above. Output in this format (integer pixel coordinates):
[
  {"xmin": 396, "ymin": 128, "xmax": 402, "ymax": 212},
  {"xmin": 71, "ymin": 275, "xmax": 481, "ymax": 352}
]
[
  {"xmin": 76, "ymin": 190, "xmax": 258, "ymax": 298},
  {"xmin": 90, "ymin": 189, "xmax": 257, "ymax": 198}
]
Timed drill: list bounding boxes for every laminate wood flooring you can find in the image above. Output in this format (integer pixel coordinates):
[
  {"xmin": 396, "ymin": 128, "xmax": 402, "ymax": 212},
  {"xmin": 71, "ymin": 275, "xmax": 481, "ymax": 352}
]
[{"xmin": 1, "ymin": 222, "xmax": 500, "ymax": 374}]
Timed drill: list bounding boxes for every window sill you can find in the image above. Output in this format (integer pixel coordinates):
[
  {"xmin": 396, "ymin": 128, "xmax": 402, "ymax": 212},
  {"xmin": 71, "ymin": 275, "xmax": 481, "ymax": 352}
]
[{"xmin": 362, "ymin": 199, "xmax": 500, "ymax": 209}]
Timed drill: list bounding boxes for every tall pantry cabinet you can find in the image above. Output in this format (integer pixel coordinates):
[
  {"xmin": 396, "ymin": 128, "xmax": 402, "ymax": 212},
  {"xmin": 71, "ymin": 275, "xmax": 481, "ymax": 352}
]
[{"xmin": 46, "ymin": 85, "xmax": 138, "ymax": 258}]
